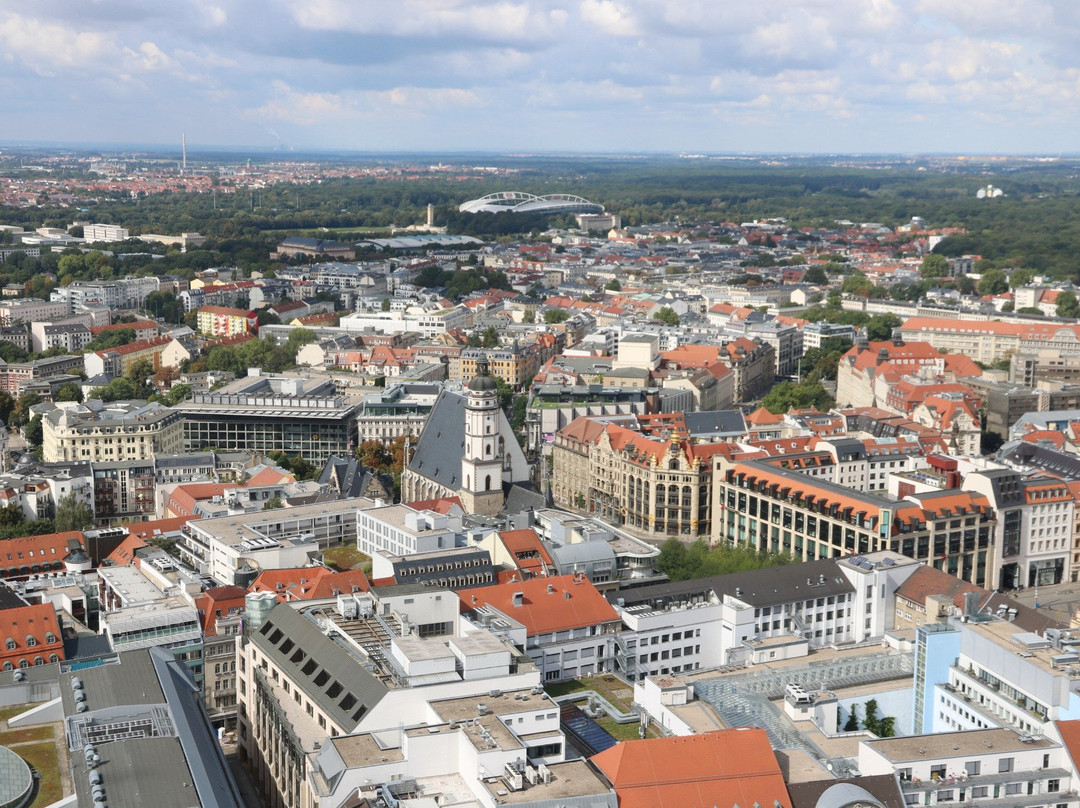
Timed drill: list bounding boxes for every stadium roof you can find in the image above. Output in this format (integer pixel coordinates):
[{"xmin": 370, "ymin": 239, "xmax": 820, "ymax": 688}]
[{"xmin": 459, "ymin": 191, "xmax": 604, "ymax": 214}]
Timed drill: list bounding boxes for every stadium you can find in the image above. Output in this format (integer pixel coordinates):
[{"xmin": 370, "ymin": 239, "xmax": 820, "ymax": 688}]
[{"xmin": 458, "ymin": 191, "xmax": 604, "ymax": 214}]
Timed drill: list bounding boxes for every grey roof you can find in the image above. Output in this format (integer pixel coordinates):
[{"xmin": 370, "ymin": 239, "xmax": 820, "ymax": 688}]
[
  {"xmin": 407, "ymin": 389, "xmax": 467, "ymax": 490},
  {"xmin": 64, "ymin": 648, "xmax": 244, "ymax": 808},
  {"xmin": 502, "ymin": 482, "xmax": 545, "ymax": 516},
  {"xmin": 684, "ymin": 410, "xmax": 746, "ymax": 437},
  {"xmin": 610, "ymin": 557, "xmax": 853, "ymax": 609},
  {"xmin": 549, "ymin": 541, "xmax": 615, "ymax": 568},
  {"xmin": 999, "ymin": 441, "xmax": 1080, "ymax": 481},
  {"xmin": 253, "ymin": 603, "xmax": 388, "ymax": 729},
  {"xmin": 318, "ymin": 455, "xmax": 376, "ymax": 498},
  {"xmin": 787, "ymin": 775, "xmax": 904, "ymax": 808}
]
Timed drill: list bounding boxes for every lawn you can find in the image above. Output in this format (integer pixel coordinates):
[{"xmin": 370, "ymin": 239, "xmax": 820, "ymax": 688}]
[
  {"xmin": 323, "ymin": 544, "xmax": 372, "ymax": 574},
  {"xmin": 0, "ymin": 726, "xmax": 53, "ymax": 745},
  {"xmin": 18, "ymin": 742, "xmax": 63, "ymax": 808},
  {"xmin": 0, "ymin": 702, "xmax": 36, "ymax": 724},
  {"xmin": 595, "ymin": 715, "xmax": 660, "ymax": 741},
  {"xmin": 545, "ymin": 674, "xmax": 636, "ymax": 712}
]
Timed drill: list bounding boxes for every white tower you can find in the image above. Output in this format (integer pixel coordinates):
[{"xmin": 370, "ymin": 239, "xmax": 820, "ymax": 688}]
[{"xmin": 461, "ymin": 357, "xmax": 505, "ymax": 515}]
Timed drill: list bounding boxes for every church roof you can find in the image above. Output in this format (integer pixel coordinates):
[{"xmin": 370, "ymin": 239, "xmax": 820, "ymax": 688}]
[{"xmin": 407, "ymin": 389, "xmax": 468, "ymax": 491}]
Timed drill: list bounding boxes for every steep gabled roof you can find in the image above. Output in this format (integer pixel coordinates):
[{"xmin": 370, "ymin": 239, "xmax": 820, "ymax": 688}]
[
  {"xmin": 591, "ymin": 728, "xmax": 789, "ymax": 808},
  {"xmin": 457, "ymin": 574, "xmax": 618, "ymax": 634}
]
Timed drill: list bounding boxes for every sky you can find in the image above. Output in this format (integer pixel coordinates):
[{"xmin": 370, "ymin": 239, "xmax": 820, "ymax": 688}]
[{"xmin": 1, "ymin": 0, "xmax": 1079, "ymax": 154}]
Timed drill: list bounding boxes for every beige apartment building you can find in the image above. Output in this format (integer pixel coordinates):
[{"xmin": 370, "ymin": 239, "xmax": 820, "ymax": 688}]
[{"xmin": 41, "ymin": 400, "xmax": 183, "ymax": 463}]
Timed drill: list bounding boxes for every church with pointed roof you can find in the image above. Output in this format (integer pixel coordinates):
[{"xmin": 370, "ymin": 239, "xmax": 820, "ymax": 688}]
[{"xmin": 401, "ymin": 358, "xmax": 531, "ymax": 516}]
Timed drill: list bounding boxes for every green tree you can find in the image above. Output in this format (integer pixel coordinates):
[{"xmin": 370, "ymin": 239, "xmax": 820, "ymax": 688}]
[
  {"xmin": 263, "ymin": 496, "xmax": 284, "ymax": 510},
  {"xmin": 381, "ymin": 297, "xmax": 392, "ymax": 312},
  {"xmin": 163, "ymin": 383, "xmax": 191, "ymax": 407},
  {"xmin": 23, "ymin": 414, "xmax": 43, "ymax": 447},
  {"xmin": 1056, "ymin": 290, "xmax": 1080, "ymax": 318},
  {"xmin": 976, "ymin": 269, "xmax": 1008, "ymax": 296},
  {"xmin": 91, "ymin": 377, "xmax": 137, "ymax": 402},
  {"xmin": 0, "ymin": 390, "xmax": 14, "ymax": 426},
  {"xmin": 285, "ymin": 327, "xmax": 319, "ymax": 355},
  {"xmin": 844, "ymin": 705, "xmax": 860, "ymax": 732},
  {"xmin": 653, "ymin": 306, "xmax": 680, "ymax": 326},
  {"xmin": 1009, "ymin": 268, "xmax": 1034, "ymax": 289},
  {"xmin": 863, "ymin": 699, "xmax": 880, "ymax": 735},
  {"xmin": 54, "ymin": 493, "xmax": 95, "ymax": 532},
  {"xmin": 803, "ymin": 266, "xmax": 829, "ymax": 284},
  {"xmin": 144, "ymin": 290, "xmax": 184, "ymax": 324},
  {"xmin": 841, "ymin": 273, "xmax": 875, "ymax": 297},
  {"xmin": 521, "ymin": 309, "xmax": 535, "ymax": 324},
  {"xmin": 866, "ymin": 313, "xmax": 902, "ymax": 342},
  {"xmin": 288, "ymin": 454, "xmax": 316, "ymax": 481},
  {"xmin": 54, "ymin": 382, "xmax": 84, "ymax": 403},
  {"xmin": 878, "ymin": 716, "xmax": 896, "ymax": 738},
  {"xmin": 482, "ymin": 326, "xmax": 499, "ymax": 348},
  {"xmin": 920, "ymin": 253, "xmax": 950, "ymax": 278},
  {"xmin": 11, "ymin": 392, "xmax": 41, "ymax": 427},
  {"xmin": 761, "ymin": 380, "xmax": 834, "ymax": 414},
  {"xmin": 544, "ymin": 309, "xmax": 569, "ymax": 324},
  {"xmin": 604, "ymin": 278, "xmax": 622, "ymax": 292}
]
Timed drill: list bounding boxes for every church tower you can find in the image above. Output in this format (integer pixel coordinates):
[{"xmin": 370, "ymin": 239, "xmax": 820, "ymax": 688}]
[{"xmin": 461, "ymin": 357, "xmax": 505, "ymax": 515}]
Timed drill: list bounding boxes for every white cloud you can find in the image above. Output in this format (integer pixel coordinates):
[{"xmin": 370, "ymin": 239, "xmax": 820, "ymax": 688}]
[
  {"xmin": 579, "ymin": 0, "xmax": 640, "ymax": 36},
  {"xmin": 0, "ymin": 12, "xmax": 111, "ymax": 76}
]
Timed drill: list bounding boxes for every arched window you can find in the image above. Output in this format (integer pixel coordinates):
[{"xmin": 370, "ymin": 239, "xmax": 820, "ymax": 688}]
[
  {"xmin": 4, "ymin": 638, "xmax": 14, "ymax": 651},
  {"xmin": 485, "ymin": 475, "xmax": 492, "ymax": 491},
  {"xmin": 48, "ymin": 654, "xmax": 58, "ymax": 663},
  {"xmin": 18, "ymin": 659, "xmax": 28, "ymax": 669},
  {"xmin": 1, "ymin": 662, "xmax": 11, "ymax": 671},
  {"xmin": 45, "ymin": 632, "xmax": 56, "ymax": 644},
  {"xmin": 485, "ymin": 444, "xmax": 492, "ymax": 456},
  {"xmin": 25, "ymin": 635, "xmax": 36, "ymax": 648},
  {"xmin": 33, "ymin": 656, "xmax": 43, "ymax": 666}
]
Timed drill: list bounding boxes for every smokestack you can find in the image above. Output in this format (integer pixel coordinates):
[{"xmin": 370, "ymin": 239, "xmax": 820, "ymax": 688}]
[
  {"xmin": 427, "ymin": 203, "xmax": 434, "ymax": 228},
  {"xmin": 182, "ymin": 133, "xmax": 187, "ymax": 172}
]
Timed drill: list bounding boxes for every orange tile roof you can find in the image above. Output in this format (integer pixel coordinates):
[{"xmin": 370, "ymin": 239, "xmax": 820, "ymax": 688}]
[
  {"xmin": 0, "ymin": 603, "xmax": 65, "ymax": 667},
  {"xmin": 456, "ymin": 574, "xmax": 619, "ymax": 634},
  {"xmin": 403, "ymin": 496, "xmax": 463, "ymax": 514},
  {"xmin": 1057, "ymin": 721, "xmax": 1080, "ymax": 773},
  {"xmin": 498, "ymin": 528, "xmax": 554, "ymax": 577},
  {"xmin": 195, "ymin": 585, "xmax": 249, "ymax": 635},
  {"xmin": 591, "ymin": 728, "xmax": 788, "ymax": 808},
  {"xmin": 105, "ymin": 534, "xmax": 148, "ymax": 566},
  {"xmin": 746, "ymin": 407, "xmax": 783, "ymax": 425},
  {"xmin": 251, "ymin": 566, "xmax": 369, "ymax": 601},
  {"xmin": 0, "ymin": 531, "xmax": 84, "ymax": 576},
  {"xmin": 198, "ymin": 304, "xmax": 251, "ymax": 317}
]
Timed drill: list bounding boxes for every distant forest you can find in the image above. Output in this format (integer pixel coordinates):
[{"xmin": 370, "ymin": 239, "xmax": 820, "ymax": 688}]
[{"xmin": 4, "ymin": 156, "xmax": 1080, "ymax": 279}]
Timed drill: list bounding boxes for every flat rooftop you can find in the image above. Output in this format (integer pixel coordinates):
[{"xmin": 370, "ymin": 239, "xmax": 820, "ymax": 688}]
[
  {"xmin": 478, "ymin": 759, "xmax": 613, "ymax": 805},
  {"xmin": 865, "ymin": 728, "xmax": 1054, "ymax": 761},
  {"xmin": 429, "ymin": 688, "xmax": 554, "ymax": 722},
  {"xmin": 189, "ymin": 497, "xmax": 371, "ymax": 546},
  {"xmin": 329, "ymin": 733, "xmax": 404, "ymax": 768}
]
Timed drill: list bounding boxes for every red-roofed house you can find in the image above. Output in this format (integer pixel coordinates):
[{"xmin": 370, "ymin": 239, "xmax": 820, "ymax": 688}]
[
  {"xmin": 196, "ymin": 584, "xmax": 248, "ymax": 725},
  {"xmin": 0, "ymin": 531, "xmax": 85, "ymax": 580},
  {"xmin": 0, "ymin": 602, "xmax": 65, "ymax": 670},
  {"xmin": 591, "ymin": 728, "xmax": 789, "ymax": 808},
  {"xmin": 250, "ymin": 566, "xmax": 370, "ymax": 602},
  {"xmin": 457, "ymin": 574, "xmax": 620, "ymax": 681}
]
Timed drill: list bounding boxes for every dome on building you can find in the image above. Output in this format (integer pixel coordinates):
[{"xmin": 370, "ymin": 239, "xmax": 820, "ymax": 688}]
[
  {"xmin": 15, "ymin": 453, "xmax": 34, "ymax": 469},
  {"xmin": 467, "ymin": 357, "xmax": 498, "ymax": 393},
  {"xmin": 814, "ymin": 783, "xmax": 887, "ymax": 808}
]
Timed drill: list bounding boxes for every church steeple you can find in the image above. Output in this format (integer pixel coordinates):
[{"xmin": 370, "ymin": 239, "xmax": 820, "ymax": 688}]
[{"xmin": 461, "ymin": 355, "xmax": 504, "ymax": 514}]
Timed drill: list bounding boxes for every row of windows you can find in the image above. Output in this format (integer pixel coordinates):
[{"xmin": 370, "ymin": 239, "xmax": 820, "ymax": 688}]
[
  {"xmin": 4, "ymin": 633, "xmax": 57, "ymax": 650},
  {"xmin": 2, "ymin": 655, "xmax": 58, "ymax": 669}
]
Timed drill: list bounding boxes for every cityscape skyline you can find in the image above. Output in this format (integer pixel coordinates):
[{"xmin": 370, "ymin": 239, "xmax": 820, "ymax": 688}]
[{"xmin": 1, "ymin": 0, "xmax": 1078, "ymax": 154}]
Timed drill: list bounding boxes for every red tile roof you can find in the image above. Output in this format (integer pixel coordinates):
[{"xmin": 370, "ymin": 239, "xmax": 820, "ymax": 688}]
[
  {"xmin": 0, "ymin": 531, "xmax": 83, "ymax": 578},
  {"xmin": 591, "ymin": 728, "xmax": 788, "ymax": 808},
  {"xmin": 0, "ymin": 603, "xmax": 65, "ymax": 668},
  {"xmin": 251, "ymin": 567, "xmax": 370, "ymax": 601},
  {"xmin": 456, "ymin": 574, "xmax": 619, "ymax": 634}
]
